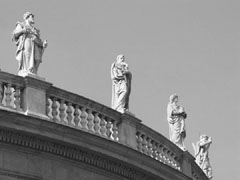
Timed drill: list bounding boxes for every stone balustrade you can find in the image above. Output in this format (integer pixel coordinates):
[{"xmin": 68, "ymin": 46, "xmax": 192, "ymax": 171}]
[
  {"xmin": 136, "ymin": 125, "xmax": 181, "ymax": 171},
  {"xmin": 0, "ymin": 70, "xmax": 209, "ymax": 180},
  {"xmin": 0, "ymin": 71, "xmax": 24, "ymax": 111},
  {"xmin": 46, "ymin": 86, "xmax": 120, "ymax": 142}
]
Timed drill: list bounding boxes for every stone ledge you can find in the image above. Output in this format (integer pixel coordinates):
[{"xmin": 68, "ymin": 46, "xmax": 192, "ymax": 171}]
[
  {"xmin": 0, "ymin": 127, "xmax": 156, "ymax": 180},
  {"xmin": 0, "ymin": 168, "xmax": 41, "ymax": 180}
]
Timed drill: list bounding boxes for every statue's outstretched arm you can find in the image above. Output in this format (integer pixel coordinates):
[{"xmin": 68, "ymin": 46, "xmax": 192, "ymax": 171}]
[{"xmin": 199, "ymin": 139, "xmax": 212, "ymax": 147}]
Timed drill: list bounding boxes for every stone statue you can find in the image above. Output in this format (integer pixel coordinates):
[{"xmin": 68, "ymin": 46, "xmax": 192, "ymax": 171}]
[
  {"xmin": 12, "ymin": 12, "xmax": 48, "ymax": 76},
  {"xmin": 111, "ymin": 54, "xmax": 132, "ymax": 113},
  {"xmin": 167, "ymin": 94, "xmax": 187, "ymax": 151},
  {"xmin": 192, "ymin": 135, "xmax": 213, "ymax": 179}
]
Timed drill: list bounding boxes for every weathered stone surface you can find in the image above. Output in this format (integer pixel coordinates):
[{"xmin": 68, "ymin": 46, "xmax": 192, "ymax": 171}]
[
  {"xmin": 118, "ymin": 113, "xmax": 141, "ymax": 149},
  {"xmin": 111, "ymin": 54, "xmax": 132, "ymax": 113},
  {"xmin": 22, "ymin": 76, "xmax": 52, "ymax": 118},
  {"xmin": 167, "ymin": 94, "xmax": 187, "ymax": 151},
  {"xmin": 0, "ymin": 176, "xmax": 19, "ymax": 180},
  {"xmin": 12, "ymin": 12, "xmax": 48, "ymax": 76},
  {"xmin": 0, "ymin": 147, "xmax": 118, "ymax": 180},
  {"xmin": 192, "ymin": 135, "xmax": 213, "ymax": 179}
]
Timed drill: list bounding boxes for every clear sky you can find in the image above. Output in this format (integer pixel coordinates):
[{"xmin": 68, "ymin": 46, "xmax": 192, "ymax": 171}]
[{"xmin": 0, "ymin": 0, "xmax": 239, "ymax": 179}]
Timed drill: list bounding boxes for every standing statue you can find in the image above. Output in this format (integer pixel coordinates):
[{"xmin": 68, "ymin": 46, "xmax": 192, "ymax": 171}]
[
  {"xmin": 12, "ymin": 12, "xmax": 48, "ymax": 76},
  {"xmin": 192, "ymin": 135, "xmax": 213, "ymax": 179},
  {"xmin": 167, "ymin": 94, "xmax": 187, "ymax": 151},
  {"xmin": 111, "ymin": 54, "xmax": 132, "ymax": 113}
]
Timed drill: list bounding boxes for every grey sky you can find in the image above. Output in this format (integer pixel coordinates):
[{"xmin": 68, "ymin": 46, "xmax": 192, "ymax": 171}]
[{"xmin": 0, "ymin": 0, "xmax": 239, "ymax": 179}]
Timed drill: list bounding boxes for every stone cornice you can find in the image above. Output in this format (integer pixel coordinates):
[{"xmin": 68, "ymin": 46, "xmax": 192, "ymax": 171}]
[
  {"xmin": 0, "ymin": 127, "xmax": 156, "ymax": 180},
  {"xmin": 0, "ymin": 70, "xmax": 24, "ymax": 87},
  {"xmin": 121, "ymin": 113, "xmax": 142, "ymax": 125},
  {"xmin": 0, "ymin": 169, "xmax": 42, "ymax": 180},
  {"xmin": 24, "ymin": 76, "xmax": 52, "ymax": 90}
]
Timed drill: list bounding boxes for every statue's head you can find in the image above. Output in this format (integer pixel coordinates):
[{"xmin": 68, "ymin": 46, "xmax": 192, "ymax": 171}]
[
  {"xmin": 169, "ymin": 94, "xmax": 178, "ymax": 104},
  {"xmin": 200, "ymin": 134, "xmax": 208, "ymax": 140},
  {"xmin": 23, "ymin": 12, "xmax": 35, "ymax": 24},
  {"xmin": 116, "ymin": 54, "xmax": 125, "ymax": 63}
]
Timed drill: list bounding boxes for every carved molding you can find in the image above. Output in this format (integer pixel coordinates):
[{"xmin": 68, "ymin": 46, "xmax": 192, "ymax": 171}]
[
  {"xmin": 0, "ymin": 169, "xmax": 42, "ymax": 180},
  {"xmin": 0, "ymin": 128, "xmax": 157, "ymax": 180}
]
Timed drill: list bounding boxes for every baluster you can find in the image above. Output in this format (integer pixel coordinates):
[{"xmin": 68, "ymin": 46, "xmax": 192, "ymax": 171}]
[
  {"xmin": 87, "ymin": 109, "xmax": 94, "ymax": 133},
  {"xmin": 152, "ymin": 141, "xmax": 157, "ymax": 160},
  {"xmin": 73, "ymin": 105, "xmax": 81, "ymax": 128},
  {"xmin": 93, "ymin": 113, "xmax": 101, "ymax": 135},
  {"xmin": 192, "ymin": 173, "xmax": 199, "ymax": 180},
  {"xmin": 147, "ymin": 138, "xmax": 153, "ymax": 156},
  {"xmin": 112, "ymin": 120, "xmax": 118, "ymax": 141},
  {"xmin": 66, "ymin": 102, "xmax": 73, "ymax": 126},
  {"xmin": 14, "ymin": 86, "xmax": 21, "ymax": 111},
  {"xmin": 106, "ymin": 118, "xmax": 112, "ymax": 138},
  {"xmin": 46, "ymin": 97, "xmax": 50, "ymax": 117},
  {"xmin": 163, "ymin": 148, "xmax": 169, "ymax": 165},
  {"xmin": 59, "ymin": 100, "xmax": 66, "ymax": 124},
  {"xmin": 0, "ymin": 82, "xmax": 3, "ymax": 105},
  {"xmin": 136, "ymin": 132, "xmax": 143, "ymax": 153},
  {"xmin": 165, "ymin": 151, "xmax": 171, "ymax": 167},
  {"xmin": 5, "ymin": 83, "xmax": 12, "ymax": 107},
  {"xmin": 159, "ymin": 145, "xmax": 166, "ymax": 163},
  {"xmin": 170, "ymin": 153, "xmax": 177, "ymax": 169},
  {"xmin": 80, "ymin": 107, "xmax": 88, "ymax": 131},
  {"xmin": 142, "ymin": 135, "xmax": 148, "ymax": 155},
  {"xmin": 174, "ymin": 156, "xmax": 181, "ymax": 170},
  {"xmin": 52, "ymin": 98, "xmax": 58, "ymax": 122},
  {"xmin": 156, "ymin": 144, "xmax": 162, "ymax": 162},
  {"xmin": 167, "ymin": 150, "xmax": 173, "ymax": 166},
  {"xmin": 99, "ymin": 115, "xmax": 107, "ymax": 137},
  {"xmin": 172, "ymin": 158, "xmax": 177, "ymax": 169},
  {"xmin": 171, "ymin": 153, "xmax": 179, "ymax": 170},
  {"xmin": 160, "ymin": 147, "xmax": 166, "ymax": 164},
  {"xmin": 155, "ymin": 143, "xmax": 160, "ymax": 161},
  {"xmin": 192, "ymin": 174, "xmax": 196, "ymax": 180}
]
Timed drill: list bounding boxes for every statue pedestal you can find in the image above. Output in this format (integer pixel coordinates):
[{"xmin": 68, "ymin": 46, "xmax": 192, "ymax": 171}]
[
  {"xmin": 180, "ymin": 151, "xmax": 194, "ymax": 178},
  {"xmin": 24, "ymin": 73, "xmax": 46, "ymax": 81},
  {"xmin": 18, "ymin": 71, "xmax": 46, "ymax": 81},
  {"xmin": 124, "ymin": 110, "xmax": 135, "ymax": 117},
  {"xmin": 118, "ymin": 113, "xmax": 141, "ymax": 149},
  {"xmin": 22, "ymin": 75, "xmax": 51, "ymax": 119}
]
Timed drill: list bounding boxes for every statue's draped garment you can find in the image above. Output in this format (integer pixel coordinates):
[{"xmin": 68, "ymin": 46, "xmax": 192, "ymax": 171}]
[
  {"xmin": 167, "ymin": 103, "xmax": 186, "ymax": 150},
  {"xmin": 193, "ymin": 138, "xmax": 213, "ymax": 179},
  {"xmin": 12, "ymin": 22, "xmax": 44, "ymax": 75},
  {"xmin": 111, "ymin": 62, "xmax": 132, "ymax": 113}
]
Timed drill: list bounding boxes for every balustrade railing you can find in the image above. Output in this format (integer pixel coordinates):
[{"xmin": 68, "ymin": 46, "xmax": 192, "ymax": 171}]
[
  {"xmin": 0, "ymin": 70, "xmax": 209, "ymax": 180},
  {"xmin": 0, "ymin": 71, "xmax": 24, "ymax": 111},
  {"xmin": 136, "ymin": 125, "xmax": 181, "ymax": 171},
  {"xmin": 46, "ymin": 86, "xmax": 120, "ymax": 142}
]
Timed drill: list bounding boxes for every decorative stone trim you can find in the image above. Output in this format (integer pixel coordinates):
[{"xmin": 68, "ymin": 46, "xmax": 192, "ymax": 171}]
[
  {"xmin": 0, "ymin": 128, "xmax": 156, "ymax": 180},
  {"xmin": 0, "ymin": 169, "xmax": 42, "ymax": 180}
]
